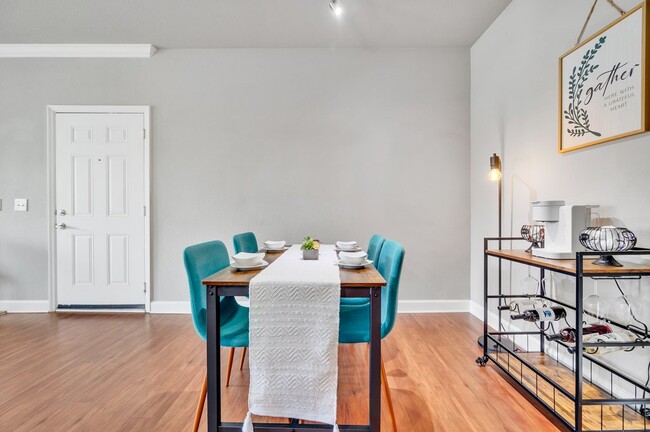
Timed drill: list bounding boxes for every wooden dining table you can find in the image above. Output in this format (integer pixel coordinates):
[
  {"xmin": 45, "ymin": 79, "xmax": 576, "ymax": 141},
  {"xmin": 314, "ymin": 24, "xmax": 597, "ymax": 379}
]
[{"xmin": 201, "ymin": 247, "xmax": 387, "ymax": 432}]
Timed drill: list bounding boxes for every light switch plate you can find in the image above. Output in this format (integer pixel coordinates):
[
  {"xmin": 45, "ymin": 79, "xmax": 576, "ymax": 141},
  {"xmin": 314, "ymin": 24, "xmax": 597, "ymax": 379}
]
[{"xmin": 14, "ymin": 198, "xmax": 28, "ymax": 212}]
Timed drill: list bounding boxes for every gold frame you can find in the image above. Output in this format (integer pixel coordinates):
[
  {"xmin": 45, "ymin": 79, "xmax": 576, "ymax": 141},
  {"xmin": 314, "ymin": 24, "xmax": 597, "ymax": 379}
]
[{"xmin": 558, "ymin": 0, "xmax": 650, "ymax": 153}]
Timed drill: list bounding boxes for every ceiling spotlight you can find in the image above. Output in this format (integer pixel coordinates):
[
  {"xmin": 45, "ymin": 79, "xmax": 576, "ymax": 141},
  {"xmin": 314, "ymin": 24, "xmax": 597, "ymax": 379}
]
[{"xmin": 329, "ymin": 0, "xmax": 343, "ymax": 17}]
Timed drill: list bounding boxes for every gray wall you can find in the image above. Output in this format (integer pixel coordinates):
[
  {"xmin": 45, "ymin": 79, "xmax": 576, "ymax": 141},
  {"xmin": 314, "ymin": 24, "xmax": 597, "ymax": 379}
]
[
  {"xmin": 0, "ymin": 48, "xmax": 470, "ymax": 304},
  {"xmin": 471, "ymin": 0, "xmax": 650, "ymax": 382}
]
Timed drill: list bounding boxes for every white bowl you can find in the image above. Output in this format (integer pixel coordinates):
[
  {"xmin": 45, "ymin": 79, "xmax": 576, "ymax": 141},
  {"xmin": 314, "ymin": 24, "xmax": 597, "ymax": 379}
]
[
  {"xmin": 336, "ymin": 241, "xmax": 358, "ymax": 250},
  {"xmin": 339, "ymin": 251, "xmax": 368, "ymax": 265},
  {"xmin": 264, "ymin": 240, "xmax": 286, "ymax": 250},
  {"xmin": 232, "ymin": 252, "xmax": 265, "ymax": 266}
]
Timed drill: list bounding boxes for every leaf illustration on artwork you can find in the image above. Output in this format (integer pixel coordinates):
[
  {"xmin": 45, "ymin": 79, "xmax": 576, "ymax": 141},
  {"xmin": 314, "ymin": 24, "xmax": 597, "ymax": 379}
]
[{"xmin": 564, "ymin": 36, "xmax": 606, "ymax": 137}]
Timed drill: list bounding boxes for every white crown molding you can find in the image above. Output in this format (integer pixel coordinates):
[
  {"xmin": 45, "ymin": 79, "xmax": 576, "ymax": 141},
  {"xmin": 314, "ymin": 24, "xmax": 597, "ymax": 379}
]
[{"xmin": 0, "ymin": 44, "xmax": 157, "ymax": 58}]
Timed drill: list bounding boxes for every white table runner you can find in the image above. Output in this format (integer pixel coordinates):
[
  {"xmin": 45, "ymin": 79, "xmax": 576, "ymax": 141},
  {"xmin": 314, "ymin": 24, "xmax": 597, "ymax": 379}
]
[{"xmin": 243, "ymin": 244, "xmax": 341, "ymax": 431}]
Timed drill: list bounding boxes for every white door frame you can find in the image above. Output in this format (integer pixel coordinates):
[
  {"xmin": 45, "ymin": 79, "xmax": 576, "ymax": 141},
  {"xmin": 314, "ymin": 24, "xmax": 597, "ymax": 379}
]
[{"xmin": 46, "ymin": 105, "xmax": 152, "ymax": 312}]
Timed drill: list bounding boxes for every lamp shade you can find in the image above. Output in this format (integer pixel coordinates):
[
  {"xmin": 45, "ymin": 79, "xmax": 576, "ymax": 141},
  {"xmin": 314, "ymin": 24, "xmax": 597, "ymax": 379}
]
[{"xmin": 579, "ymin": 226, "xmax": 637, "ymax": 267}]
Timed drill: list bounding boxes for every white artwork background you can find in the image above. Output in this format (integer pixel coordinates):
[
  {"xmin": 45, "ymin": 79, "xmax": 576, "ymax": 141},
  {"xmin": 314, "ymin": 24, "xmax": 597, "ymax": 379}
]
[{"xmin": 561, "ymin": 8, "xmax": 643, "ymax": 150}]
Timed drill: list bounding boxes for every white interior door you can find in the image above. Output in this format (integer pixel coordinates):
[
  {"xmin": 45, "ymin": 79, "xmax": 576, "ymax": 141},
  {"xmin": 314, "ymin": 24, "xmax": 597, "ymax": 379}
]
[{"xmin": 55, "ymin": 113, "xmax": 146, "ymax": 308}]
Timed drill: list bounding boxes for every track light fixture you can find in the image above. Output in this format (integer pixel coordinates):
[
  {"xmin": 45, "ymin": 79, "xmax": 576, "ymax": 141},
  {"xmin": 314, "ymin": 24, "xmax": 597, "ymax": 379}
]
[{"xmin": 329, "ymin": 0, "xmax": 343, "ymax": 17}]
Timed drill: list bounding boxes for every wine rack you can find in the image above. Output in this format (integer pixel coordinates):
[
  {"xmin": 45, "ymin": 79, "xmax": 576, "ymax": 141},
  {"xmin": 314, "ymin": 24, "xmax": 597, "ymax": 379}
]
[{"xmin": 477, "ymin": 238, "xmax": 650, "ymax": 432}]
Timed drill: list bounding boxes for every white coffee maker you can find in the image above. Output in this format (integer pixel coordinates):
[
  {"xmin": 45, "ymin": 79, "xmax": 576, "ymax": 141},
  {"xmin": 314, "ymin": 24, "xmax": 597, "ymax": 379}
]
[{"xmin": 531, "ymin": 201, "xmax": 597, "ymax": 260}]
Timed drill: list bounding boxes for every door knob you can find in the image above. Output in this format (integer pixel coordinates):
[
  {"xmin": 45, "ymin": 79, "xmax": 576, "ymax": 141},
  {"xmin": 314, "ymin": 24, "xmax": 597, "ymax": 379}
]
[
  {"xmin": 58, "ymin": 209, "xmax": 67, "ymax": 216},
  {"xmin": 55, "ymin": 223, "xmax": 67, "ymax": 230}
]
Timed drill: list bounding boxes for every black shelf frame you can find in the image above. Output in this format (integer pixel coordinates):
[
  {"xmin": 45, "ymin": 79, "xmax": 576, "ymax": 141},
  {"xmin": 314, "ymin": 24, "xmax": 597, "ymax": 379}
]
[{"xmin": 478, "ymin": 237, "xmax": 650, "ymax": 432}]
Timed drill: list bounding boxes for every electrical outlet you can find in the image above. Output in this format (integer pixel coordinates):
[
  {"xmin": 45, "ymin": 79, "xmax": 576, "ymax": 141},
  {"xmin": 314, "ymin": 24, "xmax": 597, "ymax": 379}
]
[{"xmin": 14, "ymin": 198, "xmax": 27, "ymax": 212}]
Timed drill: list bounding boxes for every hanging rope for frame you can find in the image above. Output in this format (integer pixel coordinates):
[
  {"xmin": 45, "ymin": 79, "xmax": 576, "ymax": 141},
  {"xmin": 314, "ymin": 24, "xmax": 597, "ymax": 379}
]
[{"xmin": 576, "ymin": 0, "xmax": 627, "ymax": 46}]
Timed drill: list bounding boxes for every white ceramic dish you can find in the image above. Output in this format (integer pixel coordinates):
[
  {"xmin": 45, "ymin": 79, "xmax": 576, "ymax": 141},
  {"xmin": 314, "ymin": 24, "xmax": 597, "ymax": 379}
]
[
  {"xmin": 337, "ymin": 259, "xmax": 373, "ymax": 269},
  {"xmin": 335, "ymin": 246, "xmax": 362, "ymax": 252},
  {"xmin": 336, "ymin": 241, "xmax": 358, "ymax": 251},
  {"xmin": 264, "ymin": 240, "xmax": 286, "ymax": 250},
  {"xmin": 338, "ymin": 251, "xmax": 368, "ymax": 265},
  {"xmin": 231, "ymin": 260, "xmax": 269, "ymax": 271},
  {"xmin": 232, "ymin": 252, "xmax": 265, "ymax": 266},
  {"xmin": 264, "ymin": 246, "xmax": 290, "ymax": 253}
]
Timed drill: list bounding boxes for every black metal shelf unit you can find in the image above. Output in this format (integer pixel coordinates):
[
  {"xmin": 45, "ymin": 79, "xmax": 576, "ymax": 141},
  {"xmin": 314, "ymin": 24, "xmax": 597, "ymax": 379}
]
[{"xmin": 477, "ymin": 237, "xmax": 650, "ymax": 432}]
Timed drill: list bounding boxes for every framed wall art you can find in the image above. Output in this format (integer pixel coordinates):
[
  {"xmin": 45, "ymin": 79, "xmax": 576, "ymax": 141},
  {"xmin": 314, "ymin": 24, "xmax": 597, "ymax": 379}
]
[{"xmin": 559, "ymin": 1, "xmax": 650, "ymax": 153}]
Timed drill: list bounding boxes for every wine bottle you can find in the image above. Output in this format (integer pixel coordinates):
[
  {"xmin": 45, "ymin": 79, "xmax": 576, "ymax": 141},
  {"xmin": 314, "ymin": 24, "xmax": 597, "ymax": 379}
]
[
  {"xmin": 511, "ymin": 306, "xmax": 566, "ymax": 322},
  {"xmin": 497, "ymin": 298, "xmax": 548, "ymax": 312},
  {"xmin": 584, "ymin": 331, "xmax": 638, "ymax": 355},
  {"xmin": 545, "ymin": 324, "xmax": 612, "ymax": 343}
]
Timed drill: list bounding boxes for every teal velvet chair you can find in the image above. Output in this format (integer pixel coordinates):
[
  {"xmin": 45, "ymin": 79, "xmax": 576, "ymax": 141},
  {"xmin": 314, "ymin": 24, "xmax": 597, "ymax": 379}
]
[
  {"xmin": 184, "ymin": 240, "xmax": 249, "ymax": 432},
  {"xmin": 367, "ymin": 234, "xmax": 385, "ymax": 262},
  {"xmin": 233, "ymin": 232, "xmax": 259, "ymax": 254},
  {"xmin": 340, "ymin": 234, "xmax": 385, "ymax": 306},
  {"xmin": 339, "ymin": 239, "xmax": 405, "ymax": 431},
  {"xmin": 232, "ymin": 232, "xmax": 258, "ymax": 370}
]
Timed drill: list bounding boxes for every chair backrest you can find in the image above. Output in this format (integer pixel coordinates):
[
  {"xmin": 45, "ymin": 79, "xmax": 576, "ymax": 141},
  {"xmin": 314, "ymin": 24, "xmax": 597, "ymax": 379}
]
[
  {"xmin": 233, "ymin": 232, "xmax": 258, "ymax": 254},
  {"xmin": 367, "ymin": 234, "xmax": 385, "ymax": 263},
  {"xmin": 375, "ymin": 239, "xmax": 405, "ymax": 338},
  {"xmin": 183, "ymin": 240, "xmax": 230, "ymax": 340}
]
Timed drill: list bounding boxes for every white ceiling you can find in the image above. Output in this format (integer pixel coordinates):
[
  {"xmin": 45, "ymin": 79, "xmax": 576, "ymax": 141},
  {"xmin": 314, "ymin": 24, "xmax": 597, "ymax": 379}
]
[{"xmin": 0, "ymin": 0, "xmax": 511, "ymax": 48}]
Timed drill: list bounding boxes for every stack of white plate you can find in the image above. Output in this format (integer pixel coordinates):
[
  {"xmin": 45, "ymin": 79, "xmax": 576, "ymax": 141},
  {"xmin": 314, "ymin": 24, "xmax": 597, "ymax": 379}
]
[
  {"xmin": 338, "ymin": 251, "xmax": 372, "ymax": 269},
  {"xmin": 336, "ymin": 241, "xmax": 360, "ymax": 252},
  {"xmin": 231, "ymin": 252, "xmax": 268, "ymax": 270},
  {"xmin": 264, "ymin": 240, "xmax": 287, "ymax": 251}
]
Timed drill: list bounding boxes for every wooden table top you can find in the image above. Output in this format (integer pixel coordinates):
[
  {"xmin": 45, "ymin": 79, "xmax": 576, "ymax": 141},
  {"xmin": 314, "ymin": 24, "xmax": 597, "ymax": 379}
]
[
  {"xmin": 486, "ymin": 249, "xmax": 650, "ymax": 275},
  {"xmin": 202, "ymin": 248, "xmax": 387, "ymax": 288}
]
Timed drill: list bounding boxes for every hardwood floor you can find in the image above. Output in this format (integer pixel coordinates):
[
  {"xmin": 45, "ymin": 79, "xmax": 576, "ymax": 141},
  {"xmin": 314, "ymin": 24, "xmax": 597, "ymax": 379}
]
[{"xmin": 0, "ymin": 312, "xmax": 561, "ymax": 431}]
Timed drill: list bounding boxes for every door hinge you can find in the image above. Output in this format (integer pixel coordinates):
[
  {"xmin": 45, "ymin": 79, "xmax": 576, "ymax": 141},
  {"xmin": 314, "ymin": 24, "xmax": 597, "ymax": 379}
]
[
  {"xmin": 143, "ymin": 282, "xmax": 147, "ymax": 293},
  {"xmin": 142, "ymin": 129, "xmax": 146, "ymax": 140},
  {"xmin": 143, "ymin": 205, "xmax": 147, "ymax": 216}
]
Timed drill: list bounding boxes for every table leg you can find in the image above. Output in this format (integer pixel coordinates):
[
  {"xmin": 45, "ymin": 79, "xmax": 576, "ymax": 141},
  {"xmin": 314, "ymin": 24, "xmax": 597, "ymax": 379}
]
[
  {"xmin": 369, "ymin": 286, "xmax": 381, "ymax": 432},
  {"xmin": 207, "ymin": 286, "xmax": 221, "ymax": 432}
]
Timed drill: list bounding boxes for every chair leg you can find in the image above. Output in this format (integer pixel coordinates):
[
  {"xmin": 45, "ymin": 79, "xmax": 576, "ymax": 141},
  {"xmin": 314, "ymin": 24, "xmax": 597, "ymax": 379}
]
[
  {"xmin": 381, "ymin": 356, "xmax": 398, "ymax": 432},
  {"xmin": 193, "ymin": 373, "xmax": 208, "ymax": 432},
  {"xmin": 226, "ymin": 347, "xmax": 235, "ymax": 387},
  {"xmin": 239, "ymin": 347, "xmax": 247, "ymax": 371}
]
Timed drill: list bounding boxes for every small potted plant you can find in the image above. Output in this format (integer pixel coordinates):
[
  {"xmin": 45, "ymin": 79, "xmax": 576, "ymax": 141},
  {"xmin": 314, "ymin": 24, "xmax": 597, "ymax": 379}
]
[{"xmin": 301, "ymin": 236, "xmax": 320, "ymax": 260}]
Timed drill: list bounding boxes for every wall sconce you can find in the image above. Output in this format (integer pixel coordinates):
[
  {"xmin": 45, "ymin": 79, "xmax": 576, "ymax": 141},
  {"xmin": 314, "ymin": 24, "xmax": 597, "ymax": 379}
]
[{"xmin": 488, "ymin": 153, "xmax": 502, "ymax": 182}]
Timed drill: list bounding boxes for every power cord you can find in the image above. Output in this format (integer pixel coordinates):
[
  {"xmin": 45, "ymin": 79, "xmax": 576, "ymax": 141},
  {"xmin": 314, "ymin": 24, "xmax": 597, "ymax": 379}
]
[
  {"xmin": 613, "ymin": 278, "xmax": 648, "ymax": 353},
  {"xmin": 614, "ymin": 278, "xmax": 648, "ymax": 334},
  {"xmin": 613, "ymin": 278, "xmax": 650, "ymax": 417}
]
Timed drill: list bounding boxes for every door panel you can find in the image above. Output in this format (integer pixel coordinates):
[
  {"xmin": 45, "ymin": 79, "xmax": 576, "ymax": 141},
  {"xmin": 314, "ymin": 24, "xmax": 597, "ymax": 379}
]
[
  {"xmin": 72, "ymin": 156, "xmax": 93, "ymax": 216},
  {"xmin": 107, "ymin": 156, "xmax": 128, "ymax": 216},
  {"xmin": 56, "ymin": 113, "xmax": 145, "ymax": 307},
  {"xmin": 108, "ymin": 235, "xmax": 129, "ymax": 285},
  {"xmin": 72, "ymin": 126, "xmax": 93, "ymax": 143},
  {"xmin": 73, "ymin": 235, "xmax": 94, "ymax": 285}
]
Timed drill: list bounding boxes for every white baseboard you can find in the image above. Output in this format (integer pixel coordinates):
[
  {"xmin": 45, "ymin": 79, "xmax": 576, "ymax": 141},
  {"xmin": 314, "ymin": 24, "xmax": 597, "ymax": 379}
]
[
  {"xmin": 150, "ymin": 299, "xmax": 471, "ymax": 314},
  {"xmin": 150, "ymin": 301, "xmax": 191, "ymax": 314},
  {"xmin": 0, "ymin": 300, "xmax": 50, "ymax": 313},
  {"xmin": 397, "ymin": 299, "xmax": 470, "ymax": 313},
  {"xmin": 469, "ymin": 300, "xmax": 483, "ymax": 320},
  {"xmin": 55, "ymin": 308, "xmax": 144, "ymax": 314}
]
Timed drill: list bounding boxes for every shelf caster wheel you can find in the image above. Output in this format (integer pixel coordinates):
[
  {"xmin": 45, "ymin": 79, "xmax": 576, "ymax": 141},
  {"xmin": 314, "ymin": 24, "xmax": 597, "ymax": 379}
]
[{"xmin": 475, "ymin": 355, "xmax": 489, "ymax": 367}]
